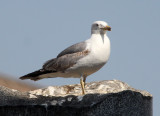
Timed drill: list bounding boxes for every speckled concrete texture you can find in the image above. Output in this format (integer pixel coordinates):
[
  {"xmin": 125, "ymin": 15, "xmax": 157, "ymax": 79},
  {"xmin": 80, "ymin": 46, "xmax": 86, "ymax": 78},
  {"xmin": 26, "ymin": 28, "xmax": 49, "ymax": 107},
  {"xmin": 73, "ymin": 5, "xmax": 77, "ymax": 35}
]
[{"xmin": 0, "ymin": 80, "xmax": 152, "ymax": 116}]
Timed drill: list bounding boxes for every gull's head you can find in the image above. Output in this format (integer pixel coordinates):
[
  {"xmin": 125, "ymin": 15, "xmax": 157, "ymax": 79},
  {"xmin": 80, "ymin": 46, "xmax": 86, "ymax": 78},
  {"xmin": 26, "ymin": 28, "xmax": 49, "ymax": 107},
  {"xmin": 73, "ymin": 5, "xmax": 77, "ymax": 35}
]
[{"xmin": 91, "ymin": 21, "xmax": 111, "ymax": 34}]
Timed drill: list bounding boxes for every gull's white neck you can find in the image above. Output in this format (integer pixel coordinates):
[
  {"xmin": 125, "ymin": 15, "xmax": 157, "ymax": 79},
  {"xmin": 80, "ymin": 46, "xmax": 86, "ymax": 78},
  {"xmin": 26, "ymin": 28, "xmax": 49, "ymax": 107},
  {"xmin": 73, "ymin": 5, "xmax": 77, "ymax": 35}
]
[
  {"xmin": 89, "ymin": 33, "xmax": 108, "ymax": 43},
  {"xmin": 85, "ymin": 32, "xmax": 111, "ymax": 64}
]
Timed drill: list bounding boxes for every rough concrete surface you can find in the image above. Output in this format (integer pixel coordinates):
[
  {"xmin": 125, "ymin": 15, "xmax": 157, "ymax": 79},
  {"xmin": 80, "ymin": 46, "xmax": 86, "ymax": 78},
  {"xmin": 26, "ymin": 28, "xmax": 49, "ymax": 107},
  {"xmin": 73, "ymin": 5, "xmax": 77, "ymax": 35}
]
[{"xmin": 0, "ymin": 80, "xmax": 152, "ymax": 116}]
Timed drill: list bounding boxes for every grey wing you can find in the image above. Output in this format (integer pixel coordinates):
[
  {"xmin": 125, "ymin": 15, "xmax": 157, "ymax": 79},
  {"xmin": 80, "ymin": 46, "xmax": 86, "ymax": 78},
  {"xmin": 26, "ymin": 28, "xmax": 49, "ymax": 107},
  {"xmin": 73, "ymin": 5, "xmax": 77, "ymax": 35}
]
[
  {"xmin": 43, "ymin": 42, "xmax": 89, "ymax": 71},
  {"xmin": 57, "ymin": 42, "xmax": 87, "ymax": 58},
  {"xmin": 43, "ymin": 50, "xmax": 89, "ymax": 71}
]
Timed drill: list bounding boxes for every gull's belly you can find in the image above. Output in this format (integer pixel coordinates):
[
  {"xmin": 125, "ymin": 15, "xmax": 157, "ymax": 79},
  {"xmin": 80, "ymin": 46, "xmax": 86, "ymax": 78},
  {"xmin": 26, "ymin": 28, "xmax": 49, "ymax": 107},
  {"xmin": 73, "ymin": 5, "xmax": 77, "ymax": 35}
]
[
  {"xmin": 81, "ymin": 62, "xmax": 106, "ymax": 75},
  {"xmin": 66, "ymin": 61, "xmax": 106, "ymax": 77},
  {"xmin": 66, "ymin": 49, "xmax": 109, "ymax": 77}
]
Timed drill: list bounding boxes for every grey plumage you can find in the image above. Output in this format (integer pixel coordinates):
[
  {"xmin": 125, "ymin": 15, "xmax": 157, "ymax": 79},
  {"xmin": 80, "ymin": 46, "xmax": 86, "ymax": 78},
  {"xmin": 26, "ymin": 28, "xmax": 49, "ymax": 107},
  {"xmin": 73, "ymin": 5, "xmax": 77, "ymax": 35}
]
[
  {"xmin": 43, "ymin": 42, "xmax": 87, "ymax": 71},
  {"xmin": 20, "ymin": 42, "xmax": 88, "ymax": 80},
  {"xmin": 57, "ymin": 42, "xmax": 87, "ymax": 58}
]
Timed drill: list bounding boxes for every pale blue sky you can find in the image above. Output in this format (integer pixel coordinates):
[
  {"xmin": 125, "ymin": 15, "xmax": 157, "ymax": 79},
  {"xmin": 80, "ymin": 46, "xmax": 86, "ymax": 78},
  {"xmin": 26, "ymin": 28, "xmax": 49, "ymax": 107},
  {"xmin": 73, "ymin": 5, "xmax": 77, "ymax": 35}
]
[{"xmin": 0, "ymin": 1, "xmax": 159, "ymax": 115}]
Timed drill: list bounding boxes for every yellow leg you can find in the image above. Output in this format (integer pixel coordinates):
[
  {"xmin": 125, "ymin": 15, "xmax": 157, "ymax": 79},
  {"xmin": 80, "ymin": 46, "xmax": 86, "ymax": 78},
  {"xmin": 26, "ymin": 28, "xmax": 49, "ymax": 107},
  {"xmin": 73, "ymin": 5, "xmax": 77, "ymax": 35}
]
[
  {"xmin": 80, "ymin": 76, "xmax": 85, "ymax": 95},
  {"xmin": 83, "ymin": 76, "xmax": 87, "ymax": 87}
]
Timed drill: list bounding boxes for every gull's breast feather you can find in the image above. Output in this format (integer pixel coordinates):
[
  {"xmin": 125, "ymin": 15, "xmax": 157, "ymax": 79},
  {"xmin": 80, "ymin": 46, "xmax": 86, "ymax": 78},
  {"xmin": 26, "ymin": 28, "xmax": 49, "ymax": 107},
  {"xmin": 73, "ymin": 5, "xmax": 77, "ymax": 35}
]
[{"xmin": 66, "ymin": 35, "xmax": 110, "ymax": 76}]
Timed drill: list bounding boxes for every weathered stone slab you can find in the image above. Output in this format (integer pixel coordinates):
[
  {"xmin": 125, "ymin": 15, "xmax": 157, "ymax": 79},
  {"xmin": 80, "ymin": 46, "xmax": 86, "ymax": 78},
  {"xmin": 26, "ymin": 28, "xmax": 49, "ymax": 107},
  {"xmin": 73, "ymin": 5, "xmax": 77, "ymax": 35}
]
[{"xmin": 0, "ymin": 80, "xmax": 152, "ymax": 116}]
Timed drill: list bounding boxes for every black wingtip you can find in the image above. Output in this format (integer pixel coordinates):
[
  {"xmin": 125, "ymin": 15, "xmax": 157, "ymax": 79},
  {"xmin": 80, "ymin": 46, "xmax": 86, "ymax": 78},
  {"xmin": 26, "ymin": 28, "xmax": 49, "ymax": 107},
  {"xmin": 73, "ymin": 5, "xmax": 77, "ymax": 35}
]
[
  {"xmin": 19, "ymin": 76, "xmax": 28, "ymax": 80},
  {"xmin": 19, "ymin": 76, "xmax": 40, "ymax": 81},
  {"xmin": 19, "ymin": 69, "xmax": 40, "ymax": 78},
  {"xmin": 19, "ymin": 69, "xmax": 56, "ymax": 81}
]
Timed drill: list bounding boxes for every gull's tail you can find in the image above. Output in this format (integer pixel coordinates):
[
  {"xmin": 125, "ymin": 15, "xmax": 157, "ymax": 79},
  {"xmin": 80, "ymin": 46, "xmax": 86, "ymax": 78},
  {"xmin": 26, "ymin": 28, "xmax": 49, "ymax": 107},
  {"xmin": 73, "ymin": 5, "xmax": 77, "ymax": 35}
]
[{"xmin": 19, "ymin": 69, "xmax": 55, "ymax": 81}]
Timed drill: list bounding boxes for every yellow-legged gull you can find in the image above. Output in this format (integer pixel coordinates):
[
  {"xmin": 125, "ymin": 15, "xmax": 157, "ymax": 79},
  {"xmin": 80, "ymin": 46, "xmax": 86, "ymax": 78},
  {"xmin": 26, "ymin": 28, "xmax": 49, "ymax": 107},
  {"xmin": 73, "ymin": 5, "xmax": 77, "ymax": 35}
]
[{"xmin": 20, "ymin": 21, "xmax": 111, "ymax": 95}]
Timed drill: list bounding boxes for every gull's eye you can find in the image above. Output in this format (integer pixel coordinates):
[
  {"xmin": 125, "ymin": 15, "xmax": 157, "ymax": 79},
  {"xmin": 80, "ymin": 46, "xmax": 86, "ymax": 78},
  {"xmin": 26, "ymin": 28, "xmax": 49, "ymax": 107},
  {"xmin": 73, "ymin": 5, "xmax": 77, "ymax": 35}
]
[{"xmin": 96, "ymin": 24, "xmax": 99, "ymax": 26}]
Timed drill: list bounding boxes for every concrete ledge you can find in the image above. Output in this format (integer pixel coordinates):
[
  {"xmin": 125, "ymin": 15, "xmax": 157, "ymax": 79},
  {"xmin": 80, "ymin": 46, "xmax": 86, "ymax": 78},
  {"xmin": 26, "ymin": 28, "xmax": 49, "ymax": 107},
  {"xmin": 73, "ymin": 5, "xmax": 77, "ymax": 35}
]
[{"xmin": 0, "ymin": 80, "xmax": 152, "ymax": 116}]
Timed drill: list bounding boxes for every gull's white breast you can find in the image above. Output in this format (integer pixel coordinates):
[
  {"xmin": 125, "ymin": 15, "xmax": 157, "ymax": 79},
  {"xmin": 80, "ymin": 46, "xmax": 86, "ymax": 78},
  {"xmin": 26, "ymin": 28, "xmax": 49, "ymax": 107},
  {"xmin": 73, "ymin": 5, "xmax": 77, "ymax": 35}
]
[
  {"xmin": 66, "ymin": 34, "xmax": 110, "ymax": 77},
  {"xmin": 88, "ymin": 34, "xmax": 110, "ymax": 63}
]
